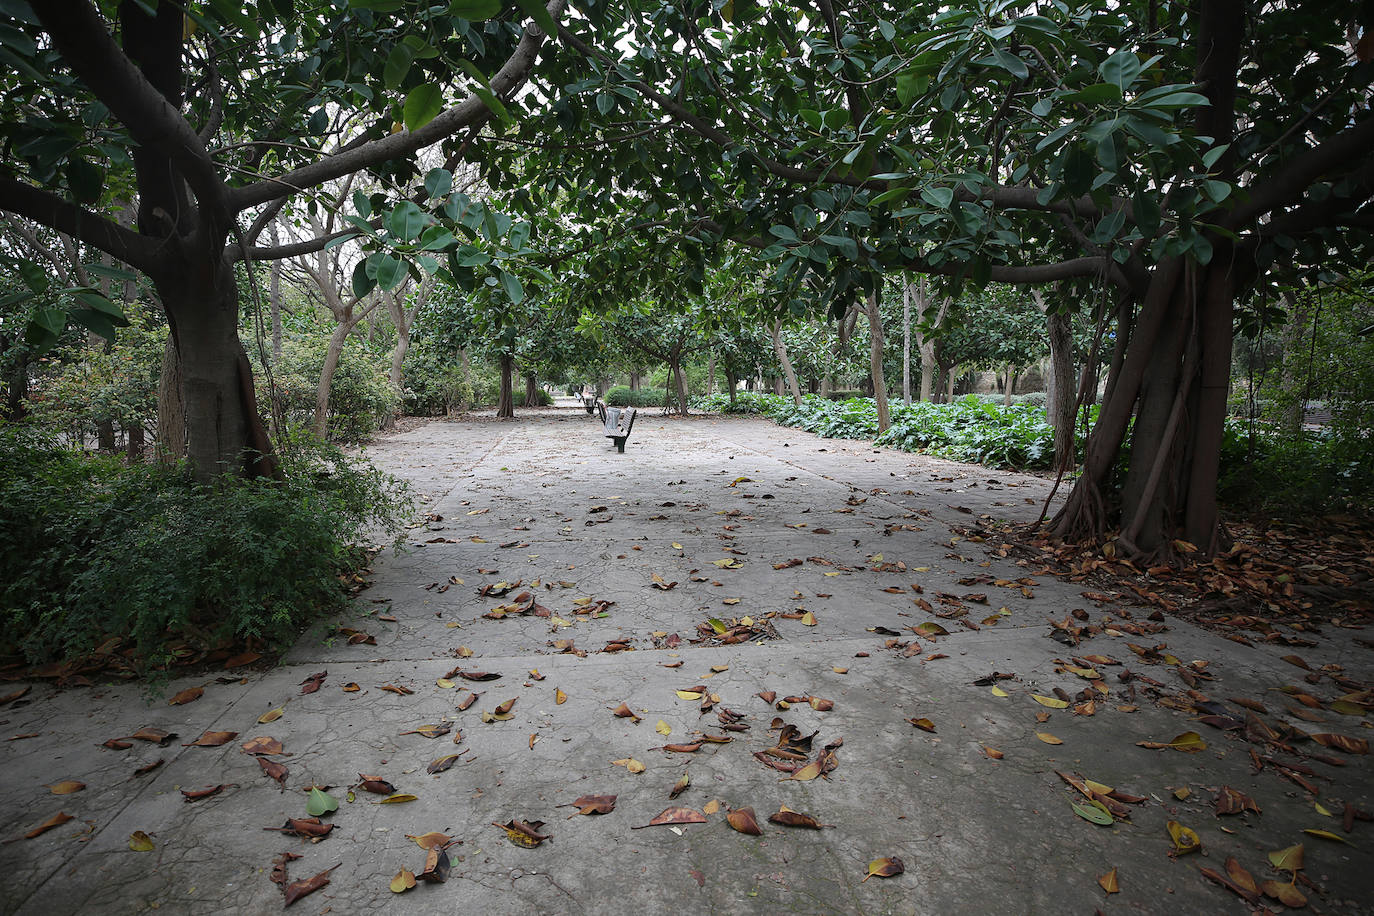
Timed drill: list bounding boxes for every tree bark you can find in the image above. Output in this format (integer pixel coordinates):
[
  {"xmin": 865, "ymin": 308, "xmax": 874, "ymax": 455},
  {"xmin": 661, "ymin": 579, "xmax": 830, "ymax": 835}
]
[
  {"xmin": 864, "ymin": 292, "xmax": 890, "ymax": 433},
  {"xmin": 497, "ymin": 354, "xmax": 515, "ymax": 417},
  {"xmin": 726, "ymin": 370, "xmax": 738, "ymax": 408},
  {"xmin": 157, "ymin": 332, "xmax": 185, "ymax": 461},
  {"xmin": 673, "ymin": 359, "xmax": 688, "ymax": 414},
  {"xmin": 706, "ymin": 352, "xmax": 716, "ymax": 396},
  {"xmin": 772, "ymin": 320, "xmax": 803, "ymax": 406},
  {"xmin": 314, "ymin": 319, "xmax": 353, "ymax": 438},
  {"xmin": 902, "ymin": 278, "xmax": 912, "ymax": 404},
  {"xmin": 1003, "ymin": 365, "xmax": 1017, "ymax": 407},
  {"xmin": 523, "ymin": 371, "xmax": 540, "ymax": 407},
  {"xmin": 269, "ymin": 226, "xmax": 283, "ymax": 363},
  {"xmin": 1039, "ymin": 294, "xmax": 1077, "ymax": 473}
]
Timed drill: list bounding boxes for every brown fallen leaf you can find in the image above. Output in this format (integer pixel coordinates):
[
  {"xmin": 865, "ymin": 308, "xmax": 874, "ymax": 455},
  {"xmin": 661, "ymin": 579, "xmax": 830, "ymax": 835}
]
[
  {"xmin": 658, "ymin": 742, "xmax": 703, "ymax": 753},
  {"xmin": 24, "ymin": 811, "xmax": 73, "ymax": 839},
  {"xmin": 907, "ymin": 718, "xmax": 935, "ymax": 733},
  {"xmin": 864, "ymin": 857, "xmax": 904, "ymax": 881},
  {"xmin": 668, "ymin": 773, "xmax": 690, "ymax": 799},
  {"xmin": 454, "ymin": 669, "xmax": 502, "ymax": 681},
  {"xmin": 493, "ymin": 818, "xmax": 552, "ymax": 847},
  {"xmin": 726, "ymin": 806, "xmax": 763, "ymax": 835},
  {"xmin": 1310, "ymin": 733, "xmax": 1369, "ymax": 755},
  {"xmin": 267, "ymin": 817, "xmax": 333, "ymax": 839},
  {"xmin": 1214, "ymin": 785, "xmax": 1261, "ymax": 816},
  {"xmin": 47, "ymin": 780, "xmax": 85, "ymax": 795},
  {"xmin": 610, "ymin": 701, "xmax": 641, "ymax": 723},
  {"xmin": 1035, "ymin": 732, "xmax": 1063, "ymax": 745},
  {"xmin": 406, "ymin": 831, "xmax": 453, "ymax": 849},
  {"xmin": 168, "ymin": 686, "xmax": 203, "ymax": 706},
  {"xmin": 1261, "ymin": 878, "xmax": 1307, "ymax": 908},
  {"xmin": 399, "ymin": 723, "xmax": 451, "ymax": 739},
  {"xmin": 181, "ymin": 784, "xmax": 231, "ymax": 802},
  {"xmin": 299, "ymin": 671, "xmax": 327, "ymax": 694},
  {"xmin": 982, "ymin": 746, "xmax": 1004, "ymax": 760},
  {"xmin": 427, "ymin": 754, "xmax": 461, "ymax": 774},
  {"xmin": 284, "ymin": 865, "xmax": 338, "ymax": 906},
  {"xmin": 128, "ymin": 727, "xmax": 176, "ymax": 746},
  {"xmin": 632, "ymin": 807, "xmax": 708, "ymax": 829},
  {"xmin": 1137, "ymin": 731, "xmax": 1206, "ymax": 752},
  {"xmin": 457, "ymin": 692, "xmax": 480, "ymax": 711},
  {"xmin": 378, "ymin": 683, "xmax": 414, "ymax": 696},
  {"xmin": 102, "ymin": 738, "xmax": 133, "ymax": 750},
  {"xmin": 356, "ymin": 774, "xmax": 397, "ymax": 795},
  {"xmin": 565, "ymin": 794, "xmax": 617, "ymax": 817},
  {"xmin": 258, "ymin": 757, "xmax": 288, "ymax": 785},
  {"xmin": 241, "ymin": 736, "xmax": 284, "ymax": 756},
  {"xmin": 185, "ymin": 730, "xmax": 238, "ymax": 747},
  {"xmin": 768, "ymin": 805, "xmax": 831, "ymax": 829},
  {"xmin": 341, "ymin": 682, "xmax": 360, "ymax": 692},
  {"xmin": 133, "ymin": 759, "xmax": 165, "ymax": 777},
  {"xmin": 417, "ymin": 845, "xmax": 452, "ymax": 883},
  {"xmin": 1098, "ymin": 867, "xmax": 1119, "ymax": 894}
]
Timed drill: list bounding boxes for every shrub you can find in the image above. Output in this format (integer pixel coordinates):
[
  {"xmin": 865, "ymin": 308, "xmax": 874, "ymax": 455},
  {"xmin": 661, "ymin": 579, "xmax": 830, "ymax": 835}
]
[
  {"xmin": 605, "ymin": 386, "xmax": 669, "ymax": 408},
  {"xmin": 400, "ymin": 348, "xmax": 472, "ymax": 415},
  {"xmin": 267, "ymin": 338, "xmax": 397, "ymax": 443},
  {"xmin": 0, "ymin": 425, "xmax": 413, "ymax": 673},
  {"xmin": 825, "ymin": 389, "xmax": 865, "ymax": 401}
]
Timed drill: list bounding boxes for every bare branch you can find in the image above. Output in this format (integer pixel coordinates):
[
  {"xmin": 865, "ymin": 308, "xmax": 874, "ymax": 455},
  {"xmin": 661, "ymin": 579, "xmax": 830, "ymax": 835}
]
[{"xmin": 0, "ymin": 178, "xmax": 161, "ymax": 271}]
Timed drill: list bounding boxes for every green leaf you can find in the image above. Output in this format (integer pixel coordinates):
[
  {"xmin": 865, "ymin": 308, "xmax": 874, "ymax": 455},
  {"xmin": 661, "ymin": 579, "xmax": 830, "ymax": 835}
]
[
  {"xmin": 25, "ymin": 306, "xmax": 66, "ymax": 352},
  {"xmin": 1061, "ymin": 83, "xmax": 1123, "ymax": 106},
  {"xmin": 895, "ymin": 72, "xmax": 926, "ymax": 108},
  {"xmin": 403, "ymin": 84, "xmax": 444, "ymax": 132},
  {"xmin": 352, "ymin": 260, "xmax": 376, "ymax": 299},
  {"xmin": 1098, "ymin": 50, "xmax": 1141, "ymax": 92},
  {"xmin": 306, "ymin": 787, "xmax": 339, "ymax": 817},
  {"xmin": 596, "ymin": 91, "xmax": 614, "ymax": 115},
  {"xmin": 70, "ymin": 308, "xmax": 119, "ymax": 341},
  {"xmin": 498, "ymin": 268, "xmax": 524, "ymax": 304},
  {"xmin": 374, "ymin": 253, "xmax": 406, "ymax": 290},
  {"xmin": 65, "ymin": 157, "xmax": 105, "ymax": 205},
  {"xmin": 768, "ymin": 224, "xmax": 797, "ymax": 241},
  {"xmin": 353, "ymin": 188, "xmax": 372, "ymax": 218},
  {"xmin": 383, "ymin": 43, "xmax": 415, "ymax": 91},
  {"xmin": 1071, "ymin": 801, "xmax": 1114, "ymax": 826},
  {"xmin": 987, "ymin": 48, "xmax": 1028, "ymax": 80},
  {"xmin": 449, "ymin": 0, "xmax": 501, "ymax": 19},
  {"xmin": 424, "ymin": 167, "xmax": 453, "ymax": 200},
  {"xmin": 513, "ymin": 0, "xmax": 558, "ymax": 34},
  {"xmin": 387, "ymin": 201, "xmax": 429, "ymax": 240},
  {"xmin": 822, "ymin": 108, "xmax": 850, "ymax": 130},
  {"xmin": 72, "ymin": 290, "xmax": 130, "ymax": 324},
  {"xmin": 920, "ymin": 186, "xmax": 954, "ymax": 209}
]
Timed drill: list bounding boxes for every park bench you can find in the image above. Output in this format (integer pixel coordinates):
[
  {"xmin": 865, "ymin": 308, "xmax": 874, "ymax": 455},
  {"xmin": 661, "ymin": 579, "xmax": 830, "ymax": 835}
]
[{"xmin": 595, "ymin": 403, "xmax": 637, "ymax": 452}]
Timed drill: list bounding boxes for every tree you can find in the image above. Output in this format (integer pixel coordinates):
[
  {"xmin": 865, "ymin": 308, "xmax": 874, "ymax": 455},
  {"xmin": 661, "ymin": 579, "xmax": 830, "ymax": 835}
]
[
  {"xmin": 0, "ymin": 0, "xmax": 564, "ymax": 478},
  {"xmin": 512, "ymin": 0, "xmax": 1373, "ymax": 556}
]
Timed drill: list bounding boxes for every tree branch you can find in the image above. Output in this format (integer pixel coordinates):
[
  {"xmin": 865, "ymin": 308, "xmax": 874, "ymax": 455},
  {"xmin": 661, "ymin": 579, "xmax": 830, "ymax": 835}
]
[
  {"xmin": 0, "ymin": 178, "xmax": 161, "ymax": 271},
  {"xmin": 228, "ymin": 0, "xmax": 567, "ymax": 212},
  {"xmin": 35, "ymin": 0, "xmax": 229, "ymax": 217},
  {"xmin": 1224, "ymin": 115, "xmax": 1374, "ymax": 230}
]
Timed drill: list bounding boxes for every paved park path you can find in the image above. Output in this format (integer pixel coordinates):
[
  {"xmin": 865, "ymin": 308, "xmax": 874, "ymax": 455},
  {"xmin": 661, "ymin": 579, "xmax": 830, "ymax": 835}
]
[{"xmin": 2, "ymin": 410, "xmax": 1370, "ymax": 914}]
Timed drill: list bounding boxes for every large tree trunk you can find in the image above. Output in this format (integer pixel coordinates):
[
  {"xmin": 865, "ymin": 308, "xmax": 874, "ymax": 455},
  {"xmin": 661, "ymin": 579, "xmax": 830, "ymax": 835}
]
[
  {"xmin": 864, "ymin": 292, "xmax": 890, "ymax": 433},
  {"xmin": 523, "ymin": 371, "xmax": 540, "ymax": 407},
  {"xmin": 497, "ymin": 354, "xmax": 515, "ymax": 418},
  {"xmin": 628, "ymin": 371, "xmax": 641, "ymax": 391},
  {"xmin": 313, "ymin": 320, "xmax": 352, "ymax": 438},
  {"xmin": 157, "ymin": 333, "xmax": 185, "ymax": 461},
  {"xmin": 158, "ymin": 257, "xmax": 275, "ymax": 480},
  {"xmin": 772, "ymin": 320, "xmax": 803, "ymax": 406},
  {"xmin": 668, "ymin": 358, "xmax": 689, "ymax": 414}
]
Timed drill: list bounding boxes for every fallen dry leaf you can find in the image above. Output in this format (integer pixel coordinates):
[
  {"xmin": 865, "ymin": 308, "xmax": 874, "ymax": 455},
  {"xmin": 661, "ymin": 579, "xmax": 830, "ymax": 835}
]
[
  {"xmin": 181, "ymin": 784, "xmax": 230, "ymax": 802},
  {"xmin": 257, "ymin": 707, "xmax": 284, "ymax": 724},
  {"xmin": 284, "ymin": 865, "xmax": 338, "ymax": 906},
  {"xmin": 864, "ymin": 857, "xmax": 904, "ymax": 881},
  {"xmin": 47, "ymin": 781, "xmax": 85, "ymax": 795},
  {"xmin": 726, "ymin": 807, "xmax": 762, "ymax": 835},
  {"xmin": 1166, "ymin": 820, "xmax": 1201, "ymax": 854},
  {"xmin": 168, "ymin": 686, "xmax": 203, "ymax": 706},
  {"xmin": 406, "ymin": 831, "xmax": 452, "ymax": 849},
  {"xmin": 768, "ymin": 805, "xmax": 830, "ymax": 829},
  {"xmin": 612, "ymin": 757, "xmax": 646, "ymax": 773},
  {"xmin": 565, "ymin": 795, "xmax": 617, "ymax": 817},
  {"xmin": 1098, "ymin": 867, "xmax": 1119, "ymax": 894},
  {"xmin": 24, "ymin": 811, "xmax": 73, "ymax": 839},
  {"xmin": 128, "ymin": 830, "xmax": 155, "ymax": 851},
  {"xmin": 493, "ymin": 818, "xmax": 552, "ymax": 847},
  {"xmin": 611, "ymin": 701, "xmax": 641, "ymax": 723},
  {"xmin": 633, "ymin": 807, "xmax": 707, "ymax": 829},
  {"xmin": 241, "ymin": 736, "xmax": 283, "ymax": 756},
  {"xmin": 299, "ymin": 671, "xmax": 327, "ymax": 694},
  {"xmin": 390, "ymin": 868, "xmax": 416, "ymax": 894},
  {"xmin": 258, "ymin": 757, "xmax": 288, "ymax": 785},
  {"xmin": 185, "ymin": 730, "xmax": 237, "ymax": 747},
  {"xmin": 1137, "ymin": 731, "xmax": 1206, "ymax": 752}
]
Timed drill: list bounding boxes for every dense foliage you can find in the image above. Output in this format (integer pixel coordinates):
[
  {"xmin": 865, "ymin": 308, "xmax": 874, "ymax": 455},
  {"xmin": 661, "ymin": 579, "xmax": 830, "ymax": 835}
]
[{"xmin": 0, "ymin": 427, "xmax": 413, "ymax": 671}]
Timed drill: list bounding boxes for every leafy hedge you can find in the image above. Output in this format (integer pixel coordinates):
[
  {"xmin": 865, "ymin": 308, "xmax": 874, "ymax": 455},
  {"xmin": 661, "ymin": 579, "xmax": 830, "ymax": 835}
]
[
  {"xmin": 0, "ymin": 426, "xmax": 413, "ymax": 672},
  {"xmin": 605, "ymin": 386, "xmax": 668, "ymax": 408}
]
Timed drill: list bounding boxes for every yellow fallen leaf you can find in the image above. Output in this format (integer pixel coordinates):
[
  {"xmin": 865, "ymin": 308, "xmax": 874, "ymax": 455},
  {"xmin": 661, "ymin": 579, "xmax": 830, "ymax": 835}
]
[
  {"xmin": 786, "ymin": 760, "xmax": 822, "ymax": 781},
  {"xmin": 257, "ymin": 707, "xmax": 284, "ymax": 724},
  {"xmin": 740, "ymin": 616, "xmax": 754, "ymax": 626},
  {"xmin": 710, "ymin": 665, "xmax": 729, "ymax": 673},
  {"xmin": 1173, "ymin": 787, "xmax": 1191, "ymax": 800},
  {"xmin": 456, "ymin": 646, "xmax": 473, "ymax": 657},
  {"xmin": 800, "ymin": 611, "xmax": 817, "ymax": 626},
  {"xmin": 47, "ymin": 781, "xmax": 85, "ymax": 795},
  {"xmin": 722, "ymin": 598, "xmax": 741, "ymax": 605},
  {"xmin": 1303, "ymin": 828, "xmax": 1353, "ymax": 844},
  {"xmin": 1269, "ymin": 844, "xmax": 1304, "ymax": 872},
  {"xmin": 446, "ymin": 622, "xmax": 462, "ymax": 628},
  {"xmin": 1166, "ymin": 820, "xmax": 1201, "ymax": 854},
  {"xmin": 436, "ymin": 679, "xmax": 456, "ymax": 689},
  {"xmin": 1098, "ymin": 867, "xmax": 1119, "ymax": 894},
  {"xmin": 1032, "ymin": 694, "xmax": 1069, "ymax": 709},
  {"xmin": 1315, "ymin": 802, "xmax": 1333, "ymax": 817},
  {"xmin": 833, "ymin": 667, "xmax": 848, "ymax": 674},
  {"xmin": 675, "ymin": 690, "xmax": 703, "ymax": 700},
  {"xmin": 671, "ymin": 542, "xmax": 683, "ymax": 550},
  {"xmin": 991, "ymin": 686, "xmax": 1009, "ymax": 698},
  {"xmin": 128, "ymin": 831, "xmax": 154, "ymax": 852},
  {"xmin": 377, "ymin": 793, "xmax": 418, "ymax": 804},
  {"xmin": 656, "ymin": 720, "xmax": 672, "ymax": 736},
  {"xmin": 1035, "ymin": 732, "xmax": 1063, "ymax": 745},
  {"xmin": 823, "ymin": 571, "xmax": 840, "ymax": 577},
  {"xmin": 406, "ymin": 832, "xmax": 452, "ymax": 849},
  {"xmin": 390, "ymin": 868, "xmax": 416, "ymax": 893},
  {"xmin": 555, "ymin": 688, "xmax": 567, "ymax": 705},
  {"xmin": 612, "ymin": 757, "xmax": 646, "ymax": 774},
  {"xmin": 703, "ymin": 799, "xmax": 721, "ymax": 815},
  {"xmin": 551, "ymin": 616, "xmax": 573, "ymax": 627}
]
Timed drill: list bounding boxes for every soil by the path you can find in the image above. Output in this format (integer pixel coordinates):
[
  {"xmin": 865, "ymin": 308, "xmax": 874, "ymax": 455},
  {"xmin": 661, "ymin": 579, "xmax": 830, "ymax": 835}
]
[{"xmin": 2, "ymin": 412, "xmax": 1369, "ymax": 915}]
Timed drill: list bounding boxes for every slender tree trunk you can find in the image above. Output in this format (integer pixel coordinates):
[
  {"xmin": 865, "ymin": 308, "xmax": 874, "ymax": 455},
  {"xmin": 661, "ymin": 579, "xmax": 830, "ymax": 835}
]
[
  {"xmin": 1003, "ymin": 365, "xmax": 1017, "ymax": 407},
  {"xmin": 313, "ymin": 320, "xmax": 353, "ymax": 438},
  {"xmin": 864, "ymin": 292, "xmax": 891, "ymax": 433},
  {"xmin": 126, "ymin": 423, "xmax": 144, "ymax": 460},
  {"xmin": 269, "ymin": 227, "xmax": 283, "ymax": 363},
  {"xmin": 523, "ymin": 371, "xmax": 540, "ymax": 407},
  {"xmin": 672, "ymin": 359, "xmax": 688, "ymax": 414},
  {"xmin": 1278, "ymin": 292, "xmax": 1311, "ymax": 435},
  {"xmin": 902, "ymin": 278, "xmax": 912, "ymax": 405},
  {"xmin": 629, "ymin": 371, "xmax": 641, "ymax": 391},
  {"xmin": 772, "ymin": 320, "xmax": 803, "ymax": 406},
  {"xmin": 1042, "ymin": 302, "xmax": 1076, "ymax": 472},
  {"xmin": 707, "ymin": 353, "xmax": 716, "ymax": 396},
  {"xmin": 388, "ymin": 321, "xmax": 410, "ymax": 390},
  {"xmin": 497, "ymin": 354, "xmax": 515, "ymax": 418}
]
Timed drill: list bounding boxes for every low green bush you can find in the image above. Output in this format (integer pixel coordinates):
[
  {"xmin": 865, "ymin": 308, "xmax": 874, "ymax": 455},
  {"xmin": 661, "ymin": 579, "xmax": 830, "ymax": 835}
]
[
  {"xmin": 267, "ymin": 338, "xmax": 397, "ymax": 443},
  {"xmin": 605, "ymin": 386, "xmax": 669, "ymax": 408},
  {"xmin": 0, "ymin": 425, "xmax": 413, "ymax": 673},
  {"xmin": 825, "ymin": 389, "xmax": 865, "ymax": 401}
]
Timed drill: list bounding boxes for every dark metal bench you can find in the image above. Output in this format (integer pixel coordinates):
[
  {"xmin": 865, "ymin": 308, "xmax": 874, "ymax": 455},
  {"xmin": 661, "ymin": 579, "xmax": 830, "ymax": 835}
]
[{"xmin": 595, "ymin": 403, "xmax": 637, "ymax": 453}]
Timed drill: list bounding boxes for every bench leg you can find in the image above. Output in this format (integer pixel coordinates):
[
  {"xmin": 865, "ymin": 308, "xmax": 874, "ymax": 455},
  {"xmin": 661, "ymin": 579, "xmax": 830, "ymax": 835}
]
[{"xmin": 614, "ymin": 437, "xmax": 626, "ymax": 453}]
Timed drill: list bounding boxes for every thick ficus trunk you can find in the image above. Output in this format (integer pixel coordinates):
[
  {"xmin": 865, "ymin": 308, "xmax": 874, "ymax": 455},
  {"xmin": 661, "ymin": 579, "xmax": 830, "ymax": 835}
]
[
  {"xmin": 523, "ymin": 372, "xmax": 540, "ymax": 407},
  {"xmin": 497, "ymin": 354, "xmax": 515, "ymax": 418},
  {"xmin": 314, "ymin": 321, "xmax": 352, "ymax": 438},
  {"xmin": 669, "ymin": 359, "xmax": 688, "ymax": 413},
  {"xmin": 157, "ymin": 333, "xmax": 185, "ymax": 461},
  {"xmin": 1045, "ymin": 308, "xmax": 1076, "ymax": 472},
  {"xmin": 772, "ymin": 320, "xmax": 803, "ymax": 406},
  {"xmin": 864, "ymin": 293, "xmax": 890, "ymax": 432},
  {"xmin": 158, "ymin": 258, "xmax": 275, "ymax": 480},
  {"xmin": 726, "ymin": 371, "xmax": 738, "ymax": 408},
  {"xmin": 629, "ymin": 371, "xmax": 641, "ymax": 391}
]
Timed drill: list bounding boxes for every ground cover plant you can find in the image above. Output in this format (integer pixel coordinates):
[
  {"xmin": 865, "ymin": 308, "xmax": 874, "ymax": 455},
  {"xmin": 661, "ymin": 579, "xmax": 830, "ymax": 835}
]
[{"xmin": 0, "ymin": 426, "xmax": 413, "ymax": 675}]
